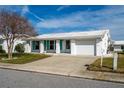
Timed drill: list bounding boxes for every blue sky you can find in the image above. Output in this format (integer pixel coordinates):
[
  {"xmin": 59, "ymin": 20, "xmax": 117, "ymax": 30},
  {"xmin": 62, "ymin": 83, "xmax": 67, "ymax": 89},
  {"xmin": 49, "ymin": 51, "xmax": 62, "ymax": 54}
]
[{"xmin": 0, "ymin": 5, "xmax": 124, "ymax": 40}]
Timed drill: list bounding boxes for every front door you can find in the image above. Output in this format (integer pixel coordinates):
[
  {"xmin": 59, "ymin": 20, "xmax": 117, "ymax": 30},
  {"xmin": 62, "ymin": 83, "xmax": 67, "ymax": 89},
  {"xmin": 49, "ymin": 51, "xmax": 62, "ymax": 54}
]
[
  {"xmin": 65, "ymin": 40, "xmax": 71, "ymax": 53},
  {"xmin": 50, "ymin": 40, "xmax": 55, "ymax": 50}
]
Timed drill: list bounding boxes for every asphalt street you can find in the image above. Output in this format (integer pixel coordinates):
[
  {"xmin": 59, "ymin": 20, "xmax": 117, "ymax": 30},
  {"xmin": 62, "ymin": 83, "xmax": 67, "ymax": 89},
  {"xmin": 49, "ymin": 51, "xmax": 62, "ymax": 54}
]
[{"xmin": 0, "ymin": 68, "xmax": 124, "ymax": 88}]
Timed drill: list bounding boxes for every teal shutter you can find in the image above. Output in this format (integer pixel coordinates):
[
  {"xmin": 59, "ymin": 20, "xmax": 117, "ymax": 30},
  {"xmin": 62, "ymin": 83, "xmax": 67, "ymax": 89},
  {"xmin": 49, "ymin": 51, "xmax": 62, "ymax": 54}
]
[
  {"xmin": 32, "ymin": 41, "xmax": 35, "ymax": 50},
  {"xmin": 47, "ymin": 40, "xmax": 49, "ymax": 50},
  {"xmin": 44, "ymin": 40, "xmax": 46, "ymax": 50},
  {"xmin": 60, "ymin": 40, "xmax": 63, "ymax": 50}
]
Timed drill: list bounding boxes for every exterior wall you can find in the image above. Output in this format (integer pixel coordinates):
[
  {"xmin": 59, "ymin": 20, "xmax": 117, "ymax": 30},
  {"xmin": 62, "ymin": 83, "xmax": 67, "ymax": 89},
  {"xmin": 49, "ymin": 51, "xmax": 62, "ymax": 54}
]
[
  {"xmin": 96, "ymin": 38, "xmax": 102, "ymax": 56},
  {"xmin": 102, "ymin": 31, "xmax": 110, "ymax": 55},
  {"xmin": 24, "ymin": 40, "xmax": 31, "ymax": 53},
  {"xmin": 40, "ymin": 40, "xmax": 44, "ymax": 53},
  {"xmin": 56, "ymin": 40, "xmax": 60, "ymax": 53},
  {"xmin": 96, "ymin": 31, "xmax": 110, "ymax": 56},
  {"xmin": 26, "ymin": 38, "xmax": 109, "ymax": 56},
  {"xmin": 75, "ymin": 39, "xmax": 96, "ymax": 56},
  {"xmin": 71, "ymin": 40, "xmax": 76, "ymax": 55}
]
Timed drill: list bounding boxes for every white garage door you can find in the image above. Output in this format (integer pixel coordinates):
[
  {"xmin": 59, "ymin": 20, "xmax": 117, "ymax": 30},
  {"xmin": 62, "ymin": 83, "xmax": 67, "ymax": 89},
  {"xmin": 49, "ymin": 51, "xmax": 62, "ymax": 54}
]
[{"xmin": 76, "ymin": 40, "xmax": 95, "ymax": 55}]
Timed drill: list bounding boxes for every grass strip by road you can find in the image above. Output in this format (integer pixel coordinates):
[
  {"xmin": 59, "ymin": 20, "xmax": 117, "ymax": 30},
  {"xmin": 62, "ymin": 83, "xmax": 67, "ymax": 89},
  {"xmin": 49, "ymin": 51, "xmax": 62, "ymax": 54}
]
[
  {"xmin": 88, "ymin": 53, "xmax": 124, "ymax": 73},
  {"xmin": 0, "ymin": 53, "xmax": 50, "ymax": 64}
]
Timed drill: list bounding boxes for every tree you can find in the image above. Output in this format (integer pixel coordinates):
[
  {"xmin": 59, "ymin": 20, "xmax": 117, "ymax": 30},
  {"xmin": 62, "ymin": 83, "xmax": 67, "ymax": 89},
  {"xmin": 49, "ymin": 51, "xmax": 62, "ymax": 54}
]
[{"xmin": 0, "ymin": 10, "xmax": 36, "ymax": 59}]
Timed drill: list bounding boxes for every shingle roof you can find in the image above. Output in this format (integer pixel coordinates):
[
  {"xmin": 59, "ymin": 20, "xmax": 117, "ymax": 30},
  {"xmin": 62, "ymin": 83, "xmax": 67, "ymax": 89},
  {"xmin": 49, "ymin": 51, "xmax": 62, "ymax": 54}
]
[{"xmin": 27, "ymin": 29, "xmax": 110, "ymax": 40}]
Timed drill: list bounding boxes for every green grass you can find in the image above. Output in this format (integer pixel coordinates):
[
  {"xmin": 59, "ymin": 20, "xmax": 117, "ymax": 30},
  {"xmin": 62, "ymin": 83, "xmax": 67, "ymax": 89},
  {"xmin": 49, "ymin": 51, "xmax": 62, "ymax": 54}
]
[
  {"xmin": 88, "ymin": 54, "xmax": 124, "ymax": 73},
  {"xmin": 0, "ymin": 53, "xmax": 50, "ymax": 64}
]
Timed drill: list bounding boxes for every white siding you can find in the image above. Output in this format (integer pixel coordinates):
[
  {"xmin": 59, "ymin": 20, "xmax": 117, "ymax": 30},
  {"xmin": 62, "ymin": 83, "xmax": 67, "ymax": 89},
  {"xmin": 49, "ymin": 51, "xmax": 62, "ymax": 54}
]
[
  {"xmin": 96, "ymin": 38, "xmax": 102, "ymax": 56},
  {"xmin": 24, "ymin": 41, "xmax": 31, "ymax": 53},
  {"xmin": 96, "ymin": 31, "xmax": 110, "ymax": 56},
  {"xmin": 75, "ymin": 40, "xmax": 95, "ymax": 55},
  {"xmin": 71, "ymin": 40, "xmax": 76, "ymax": 55},
  {"xmin": 40, "ymin": 41, "xmax": 44, "ymax": 53},
  {"xmin": 102, "ymin": 32, "xmax": 110, "ymax": 55},
  {"xmin": 56, "ymin": 40, "xmax": 60, "ymax": 53}
]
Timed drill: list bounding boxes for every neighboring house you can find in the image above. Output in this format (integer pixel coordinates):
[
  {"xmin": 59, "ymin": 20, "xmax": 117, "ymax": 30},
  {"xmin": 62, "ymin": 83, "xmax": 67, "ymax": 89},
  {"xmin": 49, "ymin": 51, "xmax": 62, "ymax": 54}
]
[
  {"xmin": 0, "ymin": 35, "xmax": 25, "ymax": 53},
  {"xmin": 113, "ymin": 41, "xmax": 124, "ymax": 52},
  {"xmin": 25, "ymin": 29, "xmax": 111, "ymax": 56}
]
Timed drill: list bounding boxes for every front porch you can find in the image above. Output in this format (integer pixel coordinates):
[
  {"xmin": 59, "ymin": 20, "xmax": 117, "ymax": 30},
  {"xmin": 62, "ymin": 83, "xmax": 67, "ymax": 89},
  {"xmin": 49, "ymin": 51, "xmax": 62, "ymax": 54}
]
[{"xmin": 31, "ymin": 40, "xmax": 71, "ymax": 54}]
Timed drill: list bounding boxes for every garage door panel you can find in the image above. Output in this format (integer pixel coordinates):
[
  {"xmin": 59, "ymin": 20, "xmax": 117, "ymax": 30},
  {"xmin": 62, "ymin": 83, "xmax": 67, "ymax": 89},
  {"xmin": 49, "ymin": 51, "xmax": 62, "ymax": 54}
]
[{"xmin": 76, "ymin": 40, "xmax": 95, "ymax": 55}]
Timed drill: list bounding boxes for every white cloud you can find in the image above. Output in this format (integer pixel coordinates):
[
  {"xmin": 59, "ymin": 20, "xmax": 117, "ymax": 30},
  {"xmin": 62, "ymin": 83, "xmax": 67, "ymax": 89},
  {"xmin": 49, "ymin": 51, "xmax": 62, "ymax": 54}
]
[
  {"xmin": 36, "ymin": 6, "xmax": 124, "ymax": 40},
  {"xmin": 56, "ymin": 5, "xmax": 70, "ymax": 11},
  {"xmin": 36, "ymin": 15, "xmax": 83, "ymax": 28},
  {"xmin": 36, "ymin": 10, "xmax": 90, "ymax": 29},
  {"xmin": 21, "ymin": 6, "xmax": 44, "ymax": 21},
  {"xmin": 29, "ymin": 11, "xmax": 44, "ymax": 21}
]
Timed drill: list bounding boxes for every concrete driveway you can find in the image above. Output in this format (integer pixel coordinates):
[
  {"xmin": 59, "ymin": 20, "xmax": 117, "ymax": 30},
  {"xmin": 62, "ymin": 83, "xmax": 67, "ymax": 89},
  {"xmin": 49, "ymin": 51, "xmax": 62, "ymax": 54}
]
[{"xmin": 0, "ymin": 55, "xmax": 98, "ymax": 76}]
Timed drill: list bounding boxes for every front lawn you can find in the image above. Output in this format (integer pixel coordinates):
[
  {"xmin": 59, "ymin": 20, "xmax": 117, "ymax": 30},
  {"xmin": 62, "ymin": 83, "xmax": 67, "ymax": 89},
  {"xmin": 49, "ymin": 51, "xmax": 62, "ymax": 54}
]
[
  {"xmin": 0, "ymin": 53, "xmax": 50, "ymax": 64},
  {"xmin": 88, "ymin": 53, "xmax": 124, "ymax": 73}
]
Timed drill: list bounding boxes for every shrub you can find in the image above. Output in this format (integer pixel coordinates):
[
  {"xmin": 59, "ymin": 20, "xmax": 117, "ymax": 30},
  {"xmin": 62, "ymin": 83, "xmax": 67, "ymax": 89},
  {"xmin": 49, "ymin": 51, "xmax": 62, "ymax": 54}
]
[
  {"xmin": 15, "ymin": 43, "xmax": 25, "ymax": 53},
  {"xmin": 0, "ymin": 45, "xmax": 6, "ymax": 53}
]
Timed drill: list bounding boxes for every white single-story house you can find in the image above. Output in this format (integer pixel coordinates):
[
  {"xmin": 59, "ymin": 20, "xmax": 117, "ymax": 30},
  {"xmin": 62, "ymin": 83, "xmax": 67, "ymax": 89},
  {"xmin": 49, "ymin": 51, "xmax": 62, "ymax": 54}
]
[
  {"xmin": 24, "ymin": 29, "xmax": 111, "ymax": 56},
  {"xmin": 113, "ymin": 41, "xmax": 124, "ymax": 52}
]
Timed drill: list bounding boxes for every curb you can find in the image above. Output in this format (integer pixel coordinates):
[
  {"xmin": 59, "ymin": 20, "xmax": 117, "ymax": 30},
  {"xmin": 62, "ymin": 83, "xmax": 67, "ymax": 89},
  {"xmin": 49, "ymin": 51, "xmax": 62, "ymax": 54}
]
[
  {"xmin": 70, "ymin": 71, "xmax": 124, "ymax": 84},
  {"xmin": 0, "ymin": 66, "xmax": 124, "ymax": 84}
]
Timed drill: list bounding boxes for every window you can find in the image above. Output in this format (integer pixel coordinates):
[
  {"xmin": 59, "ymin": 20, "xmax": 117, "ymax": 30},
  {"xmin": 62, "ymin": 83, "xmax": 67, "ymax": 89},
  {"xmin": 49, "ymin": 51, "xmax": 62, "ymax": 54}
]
[
  {"xmin": 66, "ymin": 40, "xmax": 70, "ymax": 49},
  {"xmin": 35, "ymin": 41, "xmax": 40, "ymax": 50},
  {"xmin": 32, "ymin": 41, "xmax": 40, "ymax": 50},
  {"xmin": 50, "ymin": 40, "xmax": 54, "ymax": 50},
  {"xmin": 121, "ymin": 45, "xmax": 124, "ymax": 50}
]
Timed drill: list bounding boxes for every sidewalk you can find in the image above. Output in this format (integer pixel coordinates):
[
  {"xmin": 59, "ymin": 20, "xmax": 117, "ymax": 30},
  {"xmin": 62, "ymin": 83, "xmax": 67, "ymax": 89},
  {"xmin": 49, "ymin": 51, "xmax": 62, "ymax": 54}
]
[
  {"xmin": 70, "ymin": 70, "xmax": 124, "ymax": 83},
  {"xmin": 0, "ymin": 63, "xmax": 124, "ymax": 83}
]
